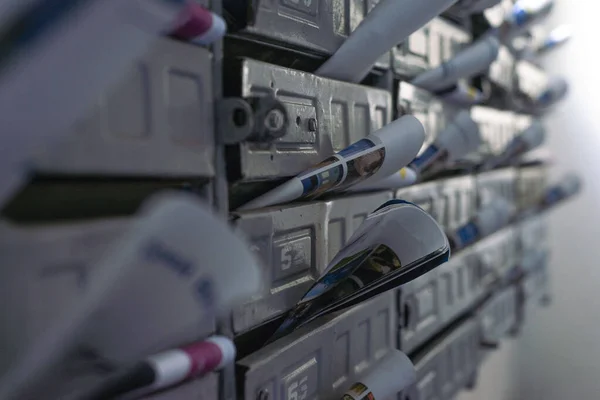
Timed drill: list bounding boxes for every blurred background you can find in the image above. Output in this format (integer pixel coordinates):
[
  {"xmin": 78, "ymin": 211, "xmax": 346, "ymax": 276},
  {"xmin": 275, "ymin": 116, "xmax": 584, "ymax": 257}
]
[{"xmin": 460, "ymin": 1, "xmax": 600, "ymax": 398}]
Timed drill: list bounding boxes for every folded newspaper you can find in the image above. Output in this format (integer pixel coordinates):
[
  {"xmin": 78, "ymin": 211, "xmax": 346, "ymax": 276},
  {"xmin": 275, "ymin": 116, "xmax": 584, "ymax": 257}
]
[{"xmin": 269, "ymin": 199, "xmax": 450, "ymax": 342}]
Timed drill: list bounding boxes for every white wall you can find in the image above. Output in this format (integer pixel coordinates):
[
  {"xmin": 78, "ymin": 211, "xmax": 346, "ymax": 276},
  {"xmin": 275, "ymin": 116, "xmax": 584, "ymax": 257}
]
[{"xmin": 458, "ymin": 1, "xmax": 600, "ymax": 399}]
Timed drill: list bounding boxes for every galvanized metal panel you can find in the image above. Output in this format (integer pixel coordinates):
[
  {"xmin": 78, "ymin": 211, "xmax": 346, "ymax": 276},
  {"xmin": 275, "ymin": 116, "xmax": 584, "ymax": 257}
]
[
  {"xmin": 324, "ymin": 191, "xmax": 394, "ymax": 264},
  {"xmin": 488, "ymin": 45, "xmax": 515, "ymax": 91},
  {"xmin": 400, "ymin": 319, "xmax": 480, "ymax": 400},
  {"xmin": 232, "ymin": 201, "xmax": 328, "ymax": 334},
  {"xmin": 517, "ymin": 165, "xmax": 547, "ymax": 212},
  {"xmin": 397, "ymin": 267, "xmax": 442, "ymax": 354},
  {"xmin": 474, "ymin": 226, "xmax": 519, "ymax": 286},
  {"xmin": 395, "ymin": 181, "xmax": 443, "ymax": 227},
  {"xmin": 393, "ymin": 17, "xmax": 471, "ymax": 78},
  {"xmin": 237, "ymin": 292, "xmax": 395, "ymax": 400},
  {"xmin": 397, "ymin": 82, "xmax": 459, "ymax": 157},
  {"xmin": 143, "ymin": 374, "xmax": 218, "ymax": 400},
  {"xmin": 471, "ymin": 106, "xmax": 517, "ymax": 157},
  {"xmin": 478, "ymin": 286, "xmax": 518, "ymax": 354},
  {"xmin": 520, "ymin": 215, "xmax": 548, "ymax": 253},
  {"xmin": 515, "ymin": 60, "xmax": 549, "ymax": 101},
  {"xmin": 476, "ymin": 167, "xmax": 518, "ymax": 208},
  {"xmin": 437, "ymin": 175, "xmax": 477, "ymax": 232},
  {"xmin": 437, "ymin": 248, "xmax": 486, "ymax": 327},
  {"xmin": 237, "ymin": 59, "xmax": 392, "ymax": 181},
  {"xmin": 230, "ymin": 0, "xmax": 390, "ymax": 69},
  {"xmin": 34, "ymin": 38, "xmax": 215, "ymax": 177}
]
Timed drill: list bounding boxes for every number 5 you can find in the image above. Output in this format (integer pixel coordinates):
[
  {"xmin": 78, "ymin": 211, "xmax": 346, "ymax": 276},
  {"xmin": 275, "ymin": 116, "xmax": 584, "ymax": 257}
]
[
  {"xmin": 282, "ymin": 247, "xmax": 292, "ymax": 270},
  {"xmin": 288, "ymin": 382, "xmax": 298, "ymax": 400}
]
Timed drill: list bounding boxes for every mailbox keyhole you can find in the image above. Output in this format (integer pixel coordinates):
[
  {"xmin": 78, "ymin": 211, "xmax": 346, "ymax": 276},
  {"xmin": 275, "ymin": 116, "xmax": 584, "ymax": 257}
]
[
  {"xmin": 402, "ymin": 303, "xmax": 411, "ymax": 328},
  {"xmin": 233, "ymin": 108, "xmax": 248, "ymax": 127}
]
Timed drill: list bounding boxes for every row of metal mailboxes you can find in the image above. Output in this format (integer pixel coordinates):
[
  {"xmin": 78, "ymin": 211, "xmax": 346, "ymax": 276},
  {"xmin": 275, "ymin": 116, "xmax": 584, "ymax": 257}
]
[
  {"xmin": 0, "ymin": 165, "xmax": 547, "ymax": 351},
  {"xmin": 234, "ymin": 264, "xmax": 549, "ymax": 400},
  {"xmin": 142, "ymin": 267, "xmax": 550, "ymax": 400},
  {"xmin": 18, "ymin": 35, "xmax": 534, "ymax": 183}
]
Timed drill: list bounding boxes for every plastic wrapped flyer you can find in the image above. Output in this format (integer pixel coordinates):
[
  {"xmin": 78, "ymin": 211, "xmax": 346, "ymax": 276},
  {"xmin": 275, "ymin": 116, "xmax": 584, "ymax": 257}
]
[{"xmin": 268, "ymin": 199, "xmax": 450, "ymax": 342}]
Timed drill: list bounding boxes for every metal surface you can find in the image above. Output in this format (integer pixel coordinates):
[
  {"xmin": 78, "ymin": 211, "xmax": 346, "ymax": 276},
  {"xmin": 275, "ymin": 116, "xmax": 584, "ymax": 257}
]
[
  {"xmin": 398, "ymin": 246, "xmax": 483, "ymax": 355},
  {"xmin": 477, "ymin": 285, "xmax": 518, "ymax": 353},
  {"xmin": 226, "ymin": 0, "xmax": 390, "ymax": 69},
  {"xmin": 520, "ymin": 215, "xmax": 548, "ymax": 254},
  {"xmin": 517, "ymin": 165, "xmax": 547, "ymax": 213},
  {"xmin": 437, "ymin": 175, "xmax": 477, "ymax": 231},
  {"xmin": 473, "ymin": 226, "xmax": 519, "ymax": 287},
  {"xmin": 232, "ymin": 191, "xmax": 392, "ymax": 334},
  {"xmin": 437, "ymin": 248, "xmax": 487, "ymax": 328},
  {"xmin": 142, "ymin": 374, "xmax": 218, "ymax": 400},
  {"xmin": 514, "ymin": 60, "xmax": 550, "ymax": 101},
  {"xmin": 476, "ymin": 167, "xmax": 517, "ymax": 209},
  {"xmin": 471, "ymin": 106, "xmax": 517, "ymax": 157},
  {"xmin": 33, "ymin": 38, "xmax": 215, "ymax": 177},
  {"xmin": 393, "ymin": 17, "xmax": 472, "ymax": 78},
  {"xmin": 400, "ymin": 319, "xmax": 480, "ymax": 400},
  {"xmin": 232, "ymin": 58, "xmax": 392, "ymax": 181},
  {"xmin": 0, "ymin": 218, "xmax": 220, "ymax": 373},
  {"xmin": 488, "ymin": 45, "xmax": 515, "ymax": 91},
  {"xmin": 395, "ymin": 181, "xmax": 443, "ymax": 226},
  {"xmin": 237, "ymin": 292, "xmax": 395, "ymax": 400},
  {"xmin": 397, "ymin": 82, "xmax": 459, "ymax": 157}
]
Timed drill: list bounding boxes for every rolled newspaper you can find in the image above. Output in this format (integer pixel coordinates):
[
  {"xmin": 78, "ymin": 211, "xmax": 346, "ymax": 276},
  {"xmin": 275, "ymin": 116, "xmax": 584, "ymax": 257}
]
[
  {"xmin": 0, "ymin": 193, "xmax": 263, "ymax": 399},
  {"xmin": 540, "ymin": 174, "xmax": 581, "ymax": 210},
  {"xmin": 484, "ymin": 120, "xmax": 545, "ymax": 169},
  {"xmin": 316, "ymin": 0, "xmax": 457, "ymax": 83},
  {"xmin": 409, "ymin": 111, "xmax": 482, "ymax": 175},
  {"xmin": 436, "ymin": 81, "xmax": 488, "ymax": 106},
  {"xmin": 238, "ymin": 115, "xmax": 425, "ymax": 210},
  {"xmin": 411, "ymin": 36, "xmax": 500, "ymax": 92},
  {"xmin": 169, "ymin": 3, "xmax": 227, "ymax": 45},
  {"xmin": 348, "ymin": 167, "xmax": 418, "ymax": 193},
  {"xmin": 340, "ymin": 350, "xmax": 416, "ymax": 400},
  {"xmin": 536, "ymin": 76, "xmax": 568, "ymax": 108},
  {"xmin": 449, "ymin": 197, "xmax": 513, "ymax": 251}
]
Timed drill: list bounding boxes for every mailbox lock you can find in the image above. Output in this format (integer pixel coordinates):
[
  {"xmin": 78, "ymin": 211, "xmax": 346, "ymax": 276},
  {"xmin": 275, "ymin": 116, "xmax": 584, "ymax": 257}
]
[{"xmin": 219, "ymin": 95, "xmax": 289, "ymax": 144}]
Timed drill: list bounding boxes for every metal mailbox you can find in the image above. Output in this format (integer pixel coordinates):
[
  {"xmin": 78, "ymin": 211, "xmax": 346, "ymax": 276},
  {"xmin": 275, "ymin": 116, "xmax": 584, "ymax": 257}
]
[
  {"xmin": 33, "ymin": 38, "xmax": 215, "ymax": 177},
  {"xmin": 517, "ymin": 165, "xmax": 547, "ymax": 213},
  {"xmin": 237, "ymin": 292, "xmax": 395, "ymax": 400},
  {"xmin": 437, "ymin": 175, "xmax": 477, "ymax": 232},
  {"xmin": 474, "ymin": 226, "xmax": 519, "ymax": 287},
  {"xmin": 400, "ymin": 319, "xmax": 480, "ymax": 400},
  {"xmin": 471, "ymin": 106, "xmax": 517, "ymax": 158},
  {"xmin": 225, "ymin": 0, "xmax": 390, "ymax": 69},
  {"xmin": 229, "ymin": 58, "xmax": 392, "ymax": 182},
  {"xmin": 397, "ymin": 82, "xmax": 458, "ymax": 157},
  {"xmin": 476, "ymin": 167, "xmax": 518, "ymax": 209},
  {"xmin": 232, "ymin": 201, "xmax": 328, "ymax": 334},
  {"xmin": 477, "ymin": 285, "xmax": 518, "ymax": 354},
  {"xmin": 324, "ymin": 191, "xmax": 394, "ymax": 264},
  {"xmin": 232, "ymin": 191, "xmax": 392, "ymax": 334},
  {"xmin": 488, "ymin": 45, "xmax": 515, "ymax": 91},
  {"xmin": 437, "ymin": 248, "xmax": 486, "ymax": 327},
  {"xmin": 395, "ymin": 181, "xmax": 444, "ymax": 227},
  {"xmin": 393, "ymin": 17, "xmax": 472, "ymax": 78}
]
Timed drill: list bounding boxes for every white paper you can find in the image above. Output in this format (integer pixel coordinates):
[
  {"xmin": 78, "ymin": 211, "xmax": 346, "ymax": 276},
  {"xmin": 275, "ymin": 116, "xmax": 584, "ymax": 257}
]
[
  {"xmin": 0, "ymin": 0, "xmax": 183, "ymax": 207},
  {"xmin": 316, "ymin": 0, "xmax": 457, "ymax": 82},
  {"xmin": 0, "ymin": 193, "xmax": 263, "ymax": 399}
]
